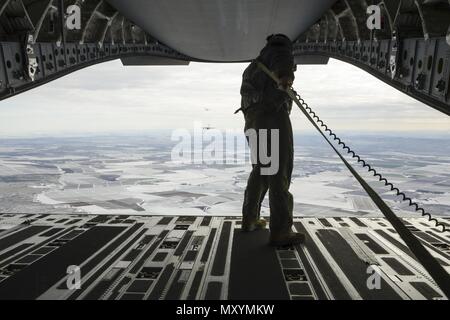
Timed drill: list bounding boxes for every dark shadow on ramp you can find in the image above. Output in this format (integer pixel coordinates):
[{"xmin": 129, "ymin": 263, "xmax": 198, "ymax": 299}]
[{"xmin": 229, "ymin": 230, "xmax": 289, "ymax": 300}]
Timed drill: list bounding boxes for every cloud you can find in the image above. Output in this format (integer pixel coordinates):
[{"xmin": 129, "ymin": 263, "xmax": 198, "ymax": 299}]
[{"xmin": 0, "ymin": 58, "xmax": 448, "ymax": 137}]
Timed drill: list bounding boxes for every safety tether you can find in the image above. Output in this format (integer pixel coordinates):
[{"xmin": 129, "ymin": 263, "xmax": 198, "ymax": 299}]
[{"xmin": 255, "ymin": 60, "xmax": 450, "ymax": 298}]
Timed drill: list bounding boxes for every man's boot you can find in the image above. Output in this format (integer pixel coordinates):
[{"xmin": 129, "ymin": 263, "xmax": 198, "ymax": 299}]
[
  {"xmin": 242, "ymin": 218, "xmax": 267, "ymax": 232},
  {"xmin": 269, "ymin": 231, "xmax": 306, "ymax": 246}
]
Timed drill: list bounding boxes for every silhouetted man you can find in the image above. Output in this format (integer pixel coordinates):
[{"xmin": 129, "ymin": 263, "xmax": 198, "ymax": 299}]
[{"xmin": 239, "ymin": 34, "xmax": 305, "ymax": 246}]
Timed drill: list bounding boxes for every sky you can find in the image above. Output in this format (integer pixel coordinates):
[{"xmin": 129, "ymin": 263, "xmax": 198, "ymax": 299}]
[{"xmin": 0, "ymin": 58, "xmax": 448, "ymax": 137}]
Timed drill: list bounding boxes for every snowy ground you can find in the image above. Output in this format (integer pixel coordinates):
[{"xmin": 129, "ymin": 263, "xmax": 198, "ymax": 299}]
[{"xmin": 0, "ymin": 133, "xmax": 448, "ymax": 218}]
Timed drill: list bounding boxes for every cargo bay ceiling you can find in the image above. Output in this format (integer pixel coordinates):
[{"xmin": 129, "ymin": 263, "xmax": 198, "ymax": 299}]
[{"xmin": 0, "ymin": 0, "xmax": 449, "ymax": 115}]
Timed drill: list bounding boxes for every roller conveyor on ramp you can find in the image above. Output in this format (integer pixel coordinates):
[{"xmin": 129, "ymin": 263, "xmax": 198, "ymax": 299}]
[{"xmin": 0, "ymin": 214, "xmax": 448, "ymax": 300}]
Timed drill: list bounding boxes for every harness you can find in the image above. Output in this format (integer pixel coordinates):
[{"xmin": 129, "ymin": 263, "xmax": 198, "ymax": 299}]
[{"xmin": 235, "ymin": 59, "xmax": 292, "ymax": 115}]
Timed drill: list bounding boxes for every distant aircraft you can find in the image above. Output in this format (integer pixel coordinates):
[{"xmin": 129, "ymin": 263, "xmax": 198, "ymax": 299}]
[{"xmin": 203, "ymin": 108, "xmax": 215, "ymax": 130}]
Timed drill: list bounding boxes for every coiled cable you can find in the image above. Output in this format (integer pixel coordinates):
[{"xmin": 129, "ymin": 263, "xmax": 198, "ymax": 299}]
[{"xmin": 293, "ymin": 90, "xmax": 448, "ymax": 233}]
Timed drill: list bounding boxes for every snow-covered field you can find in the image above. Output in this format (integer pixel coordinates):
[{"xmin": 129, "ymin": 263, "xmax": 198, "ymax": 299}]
[{"xmin": 0, "ymin": 134, "xmax": 448, "ymax": 217}]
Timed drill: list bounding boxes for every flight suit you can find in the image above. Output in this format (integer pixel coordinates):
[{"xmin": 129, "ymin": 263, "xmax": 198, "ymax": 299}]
[{"xmin": 240, "ymin": 36, "xmax": 296, "ymax": 235}]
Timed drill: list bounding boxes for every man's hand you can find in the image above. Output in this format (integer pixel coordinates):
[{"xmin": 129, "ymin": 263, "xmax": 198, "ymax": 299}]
[{"xmin": 278, "ymin": 76, "xmax": 293, "ymax": 91}]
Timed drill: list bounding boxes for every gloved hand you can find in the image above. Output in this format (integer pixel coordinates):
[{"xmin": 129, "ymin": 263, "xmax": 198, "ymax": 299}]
[{"xmin": 277, "ymin": 75, "xmax": 294, "ymax": 91}]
